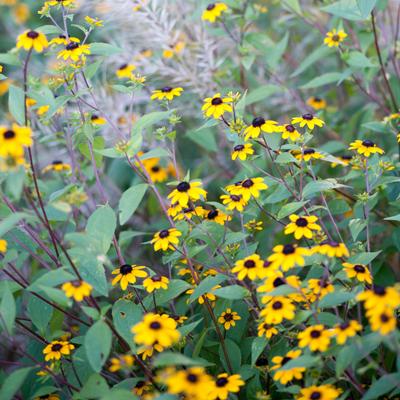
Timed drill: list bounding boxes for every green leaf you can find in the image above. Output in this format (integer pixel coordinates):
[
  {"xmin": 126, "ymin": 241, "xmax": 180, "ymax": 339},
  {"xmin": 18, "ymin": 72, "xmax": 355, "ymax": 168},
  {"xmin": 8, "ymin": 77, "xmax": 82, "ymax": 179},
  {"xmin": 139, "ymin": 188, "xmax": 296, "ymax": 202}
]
[
  {"xmin": 280, "ymin": 355, "xmax": 319, "ymax": 370},
  {"xmin": 112, "ymin": 300, "xmax": 143, "ymax": 347},
  {"xmin": 385, "ymin": 214, "xmax": 400, "ymax": 222},
  {"xmin": 153, "ymin": 352, "xmax": 213, "ymax": 367},
  {"xmin": 251, "ymin": 337, "xmax": 267, "ymax": 365},
  {"xmin": 27, "ymin": 296, "xmax": 53, "ymax": 334},
  {"xmin": 132, "ymin": 110, "xmax": 172, "ymax": 136},
  {"xmin": 362, "ymin": 373, "xmax": 400, "ymax": 400},
  {"xmin": 188, "ymin": 274, "xmax": 227, "ymax": 303},
  {"xmin": 266, "ymin": 32, "xmax": 289, "ymax": 69},
  {"xmin": 302, "ymin": 179, "xmax": 347, "ymax": 199},
  {"xmin": 186, "ymin": 128, "xmax": 218, "ymax": 153},
  {"xmin": 85, "ymin": 320, "xmax": 112, "ymax": 372},
  {"xmin": 28, "ymin": 268, "xmax": 76, "ymax": 291},
  {"xmin": 291, "ymin": 46, "xmax": 331, "ymax": 77},
  {"xmin": 119, "ymin": 184, "xmax": 148, "ymax": 225},
  {"xmin": 213, "ymin": 285, "xmax": 249, "ymax": 300},
  {"xmin": 90, "ymin": 42, "xmax": 123, "ymax": 56},
  {"xmin": 319, "ymin": 291, "xmax": 355, "ymax": 308},
  {"xmin": 300, "ymin": 72, "xmax": 342, "ymax": 89},
  {"xmin": 0, "ymin": 283, "xmax": 16, "ymax": 334},
  {"xmin": 219, "ymin": 339, "xmax": 241, "ymax": 372},
  {"xmin": 243, "ymin": 84, "xmax": 280, "ymax": 106},
  {"xmin": 347, "ymin": 251, "xmax": 381, "ymax": 265},
  {"xmin": 86, "ymin": 205, "xmax": 116, "ymax": 253},
  {"xmin": 349, "ymin": 218, "xmax": 367, "ymax": 241},
  {"xmin": 0, "ymin": 212, "xmax": 27, "ymax": 237},
  {"xmin": 8, "ymin": 85, "xmax": 25, "ymax": 125},
  {"xmin": 143, "ymin": 279, "xmax": 191, "ymax": 309},
  {"xmin": 79, "ymin": 373, "xmax": 110, "ymax": 399},
  {"xmin": 277, "ymin": 201, "xmax": 308, "ymax": 220},
  {"xmin": 0, "ymin": 367, "xmax": 33, "ymax": 400},
  {"xmin": 282, "ymin": 0, "xmax": 302, "ymax": 14},
  {"xmin": 321, "ymin": 0, "xmax": 364, "ymax": 20},
  {"xmin": 357, "ymin": 0, "xmax": 378, "ymax": 18},
  {"xmin": 347, "ymin": 51, "xmax": 376, "ymax": 68},
  {"xmin": 0, "ymin": 53, "xmax": 21, "ymax": 66}
]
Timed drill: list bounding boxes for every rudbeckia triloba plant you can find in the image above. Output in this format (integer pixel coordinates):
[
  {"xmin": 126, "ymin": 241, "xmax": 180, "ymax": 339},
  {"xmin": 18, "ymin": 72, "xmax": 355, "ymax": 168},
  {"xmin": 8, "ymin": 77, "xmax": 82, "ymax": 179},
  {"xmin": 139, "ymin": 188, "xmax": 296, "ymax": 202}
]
[{"xmin": 1, "ymin": 1, "xmax": 400, "ymax": 399}]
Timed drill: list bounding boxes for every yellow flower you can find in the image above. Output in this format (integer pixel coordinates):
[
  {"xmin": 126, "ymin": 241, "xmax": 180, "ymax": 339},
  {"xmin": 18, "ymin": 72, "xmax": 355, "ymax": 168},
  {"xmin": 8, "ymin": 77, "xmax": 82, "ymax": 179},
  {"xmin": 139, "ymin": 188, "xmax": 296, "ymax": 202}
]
[
  {"xmin": 369, "ymin": 308, "xmax": 397, "ymax": 335},
  {"xmin": 58, "ymin": 42, "xmax": 90, "ymax": 62},
  {"xmin": 0, "ymin": 239, "xmax": 7, "ymax": 253},
  {"xmin": 132, "ymin": 380, "xmax": 152, "ymax": 396},
  {"xmin": 333, "ymin": 320, "xmax": 362, "ymax": 345},
  {"xmin": 142, "ymin": 158, "xmax": 169, "ymax": 183},
  {"xmin": 284, "ymin": 214, "xmax": 321, "ymax": 240},
  {"xmin": 291, "ymin": 113, "xmax": 324, "ymax": 130},
  {"xmin": 342, "ymin": 263, "xmax": 372, "ymax": 284},
  {"xmin": 204, "ymin": 208, "xmax": 231, "ymax": 225},
  {"xmin": 226, "ymin": 177, "xmax": 268, "ymax": 201},
  {"xmin": 202, "ymin": 3, "xmax": 228, "ymax": 23},
  {"xmin": 13, "ymin": 3, "xmax": 30, "ymax": 25},
  {"xmin": 143, "ymin": 275, "xmax": 169, "ymax": 293},
  {"xmin": 295, "ymin": 148, "xmax": 323, "ymax": 162},
  {"xmin": 231, "ymin": 143, "xmax": 254, "ymax": 160},
  {"xmin": 244, "ymin": 219, "xmax": 263, "ymax": 231},
  {"xmin": 260, "ymin": 296, "xmax": 296, "ymax": 324},
  {"xmin": 85, "ymin": 16, "xmax": 104, "ymax": 27},
  {"xmin": 232, "ymin": 253, "xmax": 266, "ymax": 281},
  {"xmin": 258, "ymin": 273, "xmax": 302, "ymax": 303},
  {"xmin": 298, "ymin": 324, "xmax": 332, "ymax": 352},
  {"xmin": 91, "ymin": 114, "xmax": 106, "ymax": 125},
  {"xmin": 111, "ymin": 264, "xmax": 148, "ymax": 290},
  {"xmin": 297, "ymin": 384, "xmax": 340, "ymax": 400},
  {"xmin": 324, "ymin": 29, "xmax": 347, "ymax": 48},
  {"xmin": 17, "ymin": 30, "xmax": 48, "ymax": 53},
  {"xmin": 244, "ymin": 117, "xmax": 279, "ymax": 140},
  {"xmin": 151, "ymin": 86, "xmax": 183, "ymax": 101},
  {"xmin": 307, "ymin": 278, "xmax": 334, "ymax": 300},
  {"xmin": 42, "ymin": 160, "xmax": 71, "ymax": 173},
  {"xmin": 163, "ymin": 40, "xmax": 185, "ymax": 58},
  {"xmin": 348, "ymin": 139, "xmax": 384, "ymax": 157},
  {"xmin": 137, "ymin": 343, "xmax": 164, "ymax": 360},
  {"xmin": 108, "ymin": 354, "xmax": 135, "ymax": 372},
  {"xmin": 47, "ymin": 0, "xmax": 75, "ymax": 6},
  {"xmin": 43, "ymin": 340, "xmax": 75, "ymax": 361},
  {"xmin": 220, "ymin": 194, "xmax": 247, "ymax": 212},
  {"xmin": 0, "ymin": 124, "xmax": 32, "ymax": 157},
  {"xmin": 267, "ymin": 244, "xmax": 309, "ymax": 272},
  {"xmin": 164, "ymin": 367, "xmax": 214, "ymax": 398},
  {"xmin": 34, "ymin": 395, "xmax": 59, "ymax": 400},
  {"xmin": 307, "ymin": 96, "xmax": 327, "ymax": 110},
  {"xmin": 276, "ymin": 124, "xmax": 301, "ymax": 141},
  {"xmin": 61, "ymin": 280, "xmax": 92, "ymax": 302},
  {"xmin": 209, "ymin": 373, "xmax": 244, "ymax": 400},
  {"xmin": 202, "ymin": 93, "xmax": 233, "ymax": 119},
  {"xmin": 218, "ymin": 308, "xmax": 241, "ymax": 330},
  {"xmin": 26, "ymin": 97, "xmax": 37, "ymax": 107},
  {"xmin": 271, "ymin": 349, "xmax": 305, "ymax": 384},
  {"xmin": 357, "ymin": 286, "xmax": 400, "ymax": 313},
  {"xmin": 132, "ymin": 313, "xmax": 180, "ymax": 347},
  {"xmin": 331, "ymin": 154, "xmax": 353, "ymax": 168},
  {"xmin": 116, "ymin": 63, "xmax": 136, "ymax": 79},
  {"xmin": 313, "ymin": 241, "xmax": 349, "ymax": 258},
  {"xmin": 257, "ymin": 322, "xmax": 278, "ymax": 339},
  {"xmin": 151, "ymin": 228, "xmax": 182, "ymax": 251},
  {"xmin": 174, "ymin": 205, "xmax": 206, "ymax": 221},
  {"xmin": 186, "ymin": 285, "xmax": 221, "ymax": 304},
  {"xmin": 167, "ymin": 180, "xmax": 207, "ymax": 207}
]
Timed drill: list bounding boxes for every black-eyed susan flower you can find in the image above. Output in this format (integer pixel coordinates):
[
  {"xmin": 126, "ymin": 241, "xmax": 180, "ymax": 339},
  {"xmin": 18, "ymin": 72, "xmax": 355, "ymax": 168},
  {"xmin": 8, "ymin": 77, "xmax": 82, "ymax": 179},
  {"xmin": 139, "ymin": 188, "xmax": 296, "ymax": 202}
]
[
  {"xmin": 307, "ymin": 96, "xmax": 327, "ymax": 110},
  {"xmin": 61, "ymin": 280, "xmax": 92, "ymax": 302},
  {"xmin": 231, "ymin": 143, "xmax": 254, "ymax": 160},
  {"xmin": 277, "ymin": 124, "xmax": 301, "ymax": 141},
  {"xmin": 174, "ymin": 205, "xmax": 206, "ymax": 221},
  {"xmin": 17, "ymin": 30, "xmax": 48, "ymax": 52},
  {"xmin": 58, "ymin": 42, "xmax": 90, "ymax": 62},
  {"xmin": 132, "ymin": 313, "xmax": 180, "ymax": 347},
  {"xmin": 204, "ymin": 208, "xmax": 231, "ymax": 225},
  {"xmin": 313, "ymin": 241, "xmax": 349, "ymax": 258},
  {"xmin": 232, "ymin": 253, "xmax": 266, "ymax": 281},
  {"xmin": 244, "ymin": 117, "xmax": 279, "ymax": 140},
  {"xmin": 307, "ymin": 279, "xmax": 334, "ymax": 300},
  {"xmin": 42, "ymin": 160, "xmax": 71, "ymax": 173},
  {"xmin": 143, "ymin": 275, "xmax": 169, "ymax": 293},
  {"xmin": 357, "ymin": 285, "xmax": 400, "ymax": 312},
  {"xmin": 167, "ymin": 180, "xmax": 207, "ymax": 207},
  {"xmin": 137, "ymin": 343, "xmax": 164, "ymax": 360},
  {"xmin": 292, "ymin": 114, "xmax": 324, "ymax": 130},
  {"xmin": 132, "ymin": 380, "xmax": 152, "ymax": 396},
  {"xmin": 267, "ymin": 244, "xmax": 309, "ymax": 272},
  {"xmin": 331, "ymin": 154, "xmax": 353, "ymax": 167},
  {"xmin": 209, "ymin": 373, "xmax": 244, "ymax": 399},
  {"xmin": 342, "ymin": 262, "xmax": 372, "ymax": 284},
  {"xmin": 257, "ymin": 322, "xmax": 278, "ymax": 339},
  {"xmin": 162, "ymin": 40, "xmax": 185, "ymax": 58},
  {"xmin": 369, "ymin": 308, "xmax": 397, "ymax": 335},
  {"xmin": 271, "ymin": 349, "xmax": 305, "ymax": 384},
  {"xmin": 348, "ymin": 139, "xmax": 384, "ymax": 157},
  {"xmin": 108, "ymin": 354, "xmax": 135, "ymax": 372},
  {"xmin": 164, "ymin": 367, "xmax": 214, "ymax": 398},
  {"xmin": 202, "ymin": 3, "xmax": 228, "ymax": 23},
  {"xmin": 258, "ymin": 273, "xmax": 302, "ymax": 302},
  {"xmin": 244, "ymin": 219, "xmax": 263, "ymax": 231},
  {"xmin": 151, "ymin": 228, "xmax": 182, "ymax": 251},
  {"xmin": 47, "ymin": 0, "xmax": 75, "ymax": 5},
  {"xmin": 186, "ymin": 285, "xmax": 221, "ymax": 304},
  {"xmin": 297, "ymin": 384, "xmax": 340, "ymax": 400},
  {"xmin": 260, "ymin": 296, "xmax": 296, "ymax": 324},
  {"xmin": 333, "ymin": 320, "xmax": 362, "ymax": 345},
  {"xmin": 0, "ymin": 124, "xmax": 32, "ymax": 157},
  {"xmin": 85, "ymin": 16, "xmax": 104, "ymax": 27},
  {"xmin": 202, "ymin": 93, "xmax": 232, "ymax": 119},
  {"xmin": 116, "ymin": 63, "xmax": 136, "ymax": 79},
  {"xmin": 284, "ymin": 214, "xmax": 321, "ymax": 240},
  {"xmin": 218, "ymin": 308, "xmax": 241, "ymax": 330},
  {"xmin": 220, "ymin": 193, "xmax": 247, "ymax": 212},
  {"xmin": 295, "ymin": 148, "xmax": 323, "ymax": 162},
  {"xmin": 151, "ymin": 86, "xmax": 183, "ymax": 101},
  {"xmin": 90, "ymin": 114, "xmax": 106, "ymax": 125},
  {"xmin": 298, "ymin": 324, "xmax": 332, "ymax": 352},
  {"xmin": 43, "ymin": 340, "xmax": 75, "ymax": 361},
  {"xmin": 0, "ymin": 239, "xmax": 7, "ymax": 253},
  {"xmin": 111, "ymin": 264, "xmax": 148, "ymax": 290},
  {"xmin": 49, "ymin": 35, "xmax": 69, "ymax": 46},
  {"xmin": 227, "ymin": 177, "xmax": 268, "ymax": 201},
  {"xmin": 142, "ymin": 158, "xmax": 169, "ymax": 183},
  {"xmin": 324, "ymin": 28, "xmax": 347, "ymax": 48}
]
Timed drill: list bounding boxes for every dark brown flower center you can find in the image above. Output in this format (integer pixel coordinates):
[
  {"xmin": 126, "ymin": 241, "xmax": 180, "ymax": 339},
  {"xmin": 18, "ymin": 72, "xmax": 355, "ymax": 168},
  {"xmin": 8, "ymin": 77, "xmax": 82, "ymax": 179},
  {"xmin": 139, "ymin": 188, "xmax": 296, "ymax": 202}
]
[
  {"xmin": 151, "ymin": 275, "xmax": 162, "ymax": 282},
  {"xmin": 373, "ymin": 286, "xmax": 386, "ymax": 296},
  {"xmin": 216, "ymin": 377, "xmax": 228, "ymax": 387},
  {"xmin": 244, "ymin": 260, "xmax": 256, "ymax": 268},
  {"xmin": 3, "ymin": 130, "xmax": 16, "ymax": 139},
  {"xmin": 354, "ymin": 264, "xmax": 366, "ymax": 273},
  {"xmin": 341, "ymin": 155, "xmax": 352, "ymax": 160},
  {"xmin": 380, "ymin": 313, "xmax": 390, "ymax": 323},
  {"xmin": 91, "ymin": 115, "xmax": 99, "ymax": 120},
  {"xmin": 71, "ymin": 280, "xmax": 82, "ymax": 287},
  {"xmin": 120, "ymin": 264, "xmax": 133, "ymax": 275},
  {"xmin": 281, "ymin": 356, "xmax": 291, "ymax": 365},
  {"xmin": 52, "ymin": 160, "xmax": 63, "ymax": 165},
  {"xmin": 151, "ymin": 165, "xmax": 160, "ymax": 172},
  {"xmin": 303, "ymin": 149, "xmax": 315, "ymax": 155},
  {"xmin": 206, "ymin": 3, "xmax": 216, "ymax": 11},
  {"xmin": 207, "ymin": 209, "xmax": 218, "ymax": 219},
  {"xmin": 362, "ymin": 140, "xmax": 374, "ymax": 147},
  {"xmin": 223, "ymin": 313, "xmax": 233, "ymax": 321},
  {"xmin": 161, "ymin": 86, "xmax": 173, "ymax": 92},
  {"xmin": 52, "ymin": 343, "xmax": 62, "ymax": 351},
  {"xmin": 135, "ymin": 381, "xmax": 145, "ymax": 388},
  {"xmin": 230, "ymin": 195, "xmax": 241, "ymax": 202},
  {"xmin": 340, "ymin": 321, "xmax": 350, "ymax": 330},
  {"xmin": 150, "ymin": 321, "xmax": 161, "ymax": 330},
  {"xmin": 27, "ymin": 30, "xmax": 39, "ymax": 39},
  {"xmin": 159, "ymin": 230, "xmax": 170, "ymax": 238},
  {"xmin": 66, "ymin": 42, "xmax": 79, "ymax": 51},
  {"xmin": 295, "ymin": 217, "xmax": 308, "ymax": 227},
  {"xmin": 332, "ymin": 35, "xmax": 340, "ymax": 41},
  {"xmin": 234, "ymin": 144, "xmax": 245, "ymax": 151},
  {"xmin": 310, "ymin": 329, "xmax": 321, "ymax": 338},
  {"xmin": 313, "ymin": 97, "xmax": 322, "ymax": 102},
  {"xmin": 310, "ymin": 391, "xmax": 322, "ymax": 400},
  {"xmin": 252, "ymin": 117, "xmax": 265, "ymax": 127},
  {"xmin": 211, "ymin": 97, "xmax": 223, "ymax": 105},
  {"xmin": 119, "ymin": 63, "xmax": 128, "ymax": 70},
  {"xmin": 187, "ymin": 373, "xmax": 198, "ymax": 383},
  {"xmin": 272, "ymin": 301, "xmax": 283, "ymax": 310},
  {"xmin": 273, "ymin": 277, "xmax": 285, "ymax": 287},
  {"xmin": 176, "ymin": 181, "xmax": 190, "ymax": 192},
  {"xmin": 302, "ymin": 113, "xmax": 314, "ymax": 120},
  {"xmin": 285, "ymin": 124, "xmax": 295, "ymax": 132},
  {"xmin": 242, "ymin": 178, "xmax": 254, "ymax": 188},
  {"xmin": 282, "ymin": 244, "xmax": 295, "ymax": 254}
]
